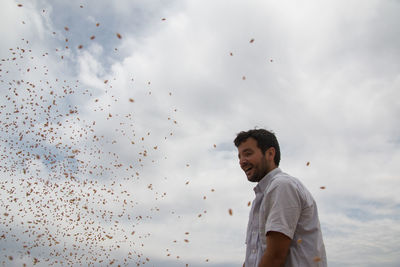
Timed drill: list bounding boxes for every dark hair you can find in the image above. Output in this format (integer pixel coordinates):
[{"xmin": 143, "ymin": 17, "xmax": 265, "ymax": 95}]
[{"xmin": 234, "ymin": 129, "xmax": 281, "ymax": 166}]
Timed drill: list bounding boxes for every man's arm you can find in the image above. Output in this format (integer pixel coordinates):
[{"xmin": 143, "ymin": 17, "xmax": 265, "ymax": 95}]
[{"xmin": 258, "ymin": 231, "xmax": 291, "ymax": 267}]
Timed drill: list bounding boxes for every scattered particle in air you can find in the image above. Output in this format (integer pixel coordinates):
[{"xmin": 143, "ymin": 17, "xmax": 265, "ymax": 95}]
[
  {"xmin": 0, "ymin": 18, "xmax": 187, "ymax": 266},
  {"xmin": 313, "ymin": 256, "xmax": 322, "ymax": 262}
]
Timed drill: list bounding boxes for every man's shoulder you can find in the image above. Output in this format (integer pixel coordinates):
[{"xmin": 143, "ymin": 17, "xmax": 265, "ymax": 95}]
[
  {"xmin": 270, "ymin": 170, "xmax": 316, "ymax": 206},
  {"xmin": 267, "ymin": 171, "xmax": 310, "ymax": 196},
  {"xmin": 270, "ymin": 170, "xmax": 300, "ymax": 187}
]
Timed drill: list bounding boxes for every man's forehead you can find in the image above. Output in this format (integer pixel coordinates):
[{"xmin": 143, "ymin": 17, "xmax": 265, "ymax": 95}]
[{"xmin": 238, "ymin": 138, "xmax": 258, "ymax": 152}]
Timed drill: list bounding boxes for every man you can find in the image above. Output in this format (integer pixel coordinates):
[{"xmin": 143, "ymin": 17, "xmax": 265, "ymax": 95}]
[{"xmin": 234, "ymin": 129, "xmax": 327, "ymax": 267}]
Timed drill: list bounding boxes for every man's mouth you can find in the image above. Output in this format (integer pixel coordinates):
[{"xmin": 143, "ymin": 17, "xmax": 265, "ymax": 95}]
[{"xmin": 244, "ymin": 166, "xmax": 253, "ymax": 175}]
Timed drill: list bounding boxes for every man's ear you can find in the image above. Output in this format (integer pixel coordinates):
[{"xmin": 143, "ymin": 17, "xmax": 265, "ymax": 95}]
[{"xmin": 265, "ymin": 147, "xmax": 276, "ymax": 160}]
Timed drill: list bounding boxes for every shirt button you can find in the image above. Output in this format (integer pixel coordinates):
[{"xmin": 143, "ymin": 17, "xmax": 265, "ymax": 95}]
[{"xmin": 252, "ymin": 249, "xmax": 256, "ymax": 254}]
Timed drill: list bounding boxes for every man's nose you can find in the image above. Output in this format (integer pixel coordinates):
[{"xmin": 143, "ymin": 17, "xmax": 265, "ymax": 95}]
[{"xmin": 240, "ymin": 157, "xmax": 247, "ymax": 167}]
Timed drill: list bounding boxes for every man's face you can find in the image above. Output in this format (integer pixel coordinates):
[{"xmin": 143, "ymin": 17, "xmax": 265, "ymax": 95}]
[{"xmin": 237, "ymin": 138, "xmax": 274, "ymax": 182}]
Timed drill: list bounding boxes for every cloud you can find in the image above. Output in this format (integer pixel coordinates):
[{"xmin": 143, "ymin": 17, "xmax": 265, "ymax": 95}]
[{"xmin": 1, "ymin": 0, "xmax": 400, "ymax": 266}]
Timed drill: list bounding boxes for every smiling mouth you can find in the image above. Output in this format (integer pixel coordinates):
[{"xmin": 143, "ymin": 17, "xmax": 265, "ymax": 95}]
[{"xmin": 244, "ymin": 166, "xmax": 253, "ymax": 175}]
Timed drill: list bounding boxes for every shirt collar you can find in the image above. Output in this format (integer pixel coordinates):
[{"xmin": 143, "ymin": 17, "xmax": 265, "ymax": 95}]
[{"xmin": 254, "ymin": 167, "xmax": 281, "ymax": 195}]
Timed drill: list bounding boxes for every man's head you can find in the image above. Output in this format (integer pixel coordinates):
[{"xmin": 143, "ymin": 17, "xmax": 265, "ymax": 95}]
[{"xmin": 234, "ymin": 129, "xmax": 280, "ymax": 182}]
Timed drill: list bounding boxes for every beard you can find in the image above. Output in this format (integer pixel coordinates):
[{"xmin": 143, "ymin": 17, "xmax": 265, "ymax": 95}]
[{"xmin": 247, "ymin": 156, "xmax": 270, "ymax": 182}]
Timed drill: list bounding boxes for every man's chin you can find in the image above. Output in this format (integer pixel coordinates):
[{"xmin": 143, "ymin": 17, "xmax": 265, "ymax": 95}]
[{"xmin": 247, "ymin": 175, "xmax": 259, "ymax": 183}]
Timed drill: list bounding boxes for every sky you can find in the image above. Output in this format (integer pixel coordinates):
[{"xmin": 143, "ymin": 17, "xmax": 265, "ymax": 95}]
[{"xmin": 1, "ymin": 0, "xmax": 400, "ymax": 266}]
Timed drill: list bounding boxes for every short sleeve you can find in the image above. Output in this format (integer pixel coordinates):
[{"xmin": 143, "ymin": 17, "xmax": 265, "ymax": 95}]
[{"xmin": 263, "ymin": 178, "xmax": 302, "ymax": 239}]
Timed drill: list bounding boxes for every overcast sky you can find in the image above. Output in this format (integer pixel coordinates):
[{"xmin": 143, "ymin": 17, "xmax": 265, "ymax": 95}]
[{"xmin": 1, "ymin": 0, "xmax": 400, "ymax": 266}]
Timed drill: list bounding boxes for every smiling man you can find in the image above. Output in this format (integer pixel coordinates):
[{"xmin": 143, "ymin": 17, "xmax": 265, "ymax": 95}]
[{"xmin": 234, "ymin": 129, "xmax": 327, "ymax": 267}]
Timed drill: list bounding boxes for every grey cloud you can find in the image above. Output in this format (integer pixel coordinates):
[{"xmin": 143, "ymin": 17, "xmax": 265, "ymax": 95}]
[{"xmin": 2, "ymin": 0, "xmax": 400, "ymax": 266}]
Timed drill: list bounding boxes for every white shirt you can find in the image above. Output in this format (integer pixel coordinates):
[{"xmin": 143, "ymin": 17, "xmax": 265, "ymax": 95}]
[{"xmin": 245, "ymin": 168, "xmax": 327, "ymax": 267}]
